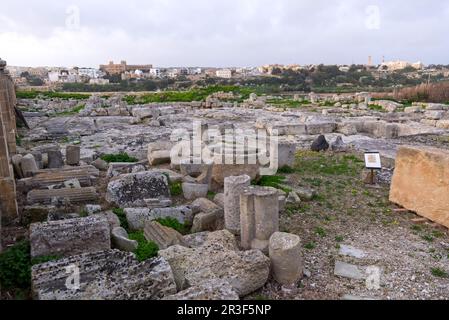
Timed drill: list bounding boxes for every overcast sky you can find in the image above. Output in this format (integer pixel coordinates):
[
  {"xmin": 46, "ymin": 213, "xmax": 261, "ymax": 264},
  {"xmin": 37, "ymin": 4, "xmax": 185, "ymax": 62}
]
[{"xmin": 1, "ymin": 0, "xmax": 448, "ymax": 68}]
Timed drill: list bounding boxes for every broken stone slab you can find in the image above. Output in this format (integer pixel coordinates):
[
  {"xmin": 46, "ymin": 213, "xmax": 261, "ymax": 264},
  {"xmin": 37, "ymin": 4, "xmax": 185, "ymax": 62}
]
[
  {"xmin": 125, "ymin": 206, "xmax": 194, "ymax": 231},
  {"xmin": 389, "ymin": 146, "xmax": 449, "ymax": 229},
  {"xmin": 191, "ymin": 212, "xmax": 217, "ymax": 233},
  {"xmin": 144, "ymin": 221, "xmax": 186, "ymax": 249},
  {"xmin": 213, "ymin": 193, "xmax": 224, "ymax": 208},
  {"xmin": 47, "ymin": 150, "xmax": 64, "ymax": 169},
  {"xmin": 275, "ymin": 142, "xmax": 297, "ymax": 168},
  {"xmin": 21, "ymin": 154, "xmax": 39, "ymax": 178},
  {"xmin": 144, "ymin": 198, "xmax": 173, "ymax": 209},
  {"xmin": 179, "ymin": 159, "xmax": 208, "ymax": 177},
  {"xmin": 182, "ymin": 182, "xmax": 209, "ymax": 201},
  {"xmin": 27, "ymin": 187, "xmax": 98, "ymax": 205},
  {"xmin": 224, "ymin": 175, "xmax": 251, "ymax": 235},
  {"xmin": 23, "ymin": 166, "xmax": 98, "ymax": 190},
  {"xmin": 112, "ymin": 227, "xmax": 138, "ymax": 252},
  {"xmin": 30, "ymin": 215, "xmax": 111, "ymax": 258},
  {"xmin": 147, "ymin": 141, "xmax": 173, "ymax": 166},
  {"xmin": 334, "ymin": 261, "xmax": 364, "ymax": 280},
  {"xmin": 150, "ymin": 206, "xmax": 194, "ymax": 225},
  {"xmin": 240, "ymin": 186, "xmax": 280, "ymax": 253},
  {"xmin": 106, "ymin": 171, "xmax": 170, "ymax": 208},
  {"xmin": 11, "ymin": 154, "xmax": 24, "ymax": 179},
  {"xmin": 306, "ymin": 122, "xmax": 337, "ymax": 135},
  {"xmin": 106, "ymin": 162, "xmax": 147, "ymax": 178},
  {"xmin": 91, "ymin": 158, "xmax": 109, "ymax": 171},
  {"xmin": 269, "ymin": 232, "xmax": 303, "ymax": 286},
  {"xmin": 191, "ymin": 198, "xmax": 223, "ymax": 217},
  {"xmin": 292, "ymin": 186, "xmax": 316, "ymax": 201},
  {"xmin": 124, "ymin": 208, "xmax": 152, "ymax": 231},
  {"xmin": 149, "ymin": 169, "xmax": 183, "ymax": 183},
  {"xmin": 66, "ymin": 145, "xmax": 80, "ymax": 166},
  {"xmin": 211, "ymin": 164, "xmax": 259, "ymax": 188},
  {"xmin": 286, "ymin": 191, "xmax": 301, "ymax": 205},
  {"xmin": 85, "ymin": 204, "xmax": 102, "ymax": 215},
  {"xmin": 266, "ymin": 123, "xmax": 307, "ymax": 136},
  {"xmin": 163, "ymin": 279, "xmax": 239, "ymax": 300},
  {"xmin": 158, "ymin": 230, "xmax": 270, "ymax": 296},
  {"xmin": 31, "ymin": 250, "xmax": 177, "ymax": 300},
  {"xmin": 21, "ymin": 205, "xmax": 56, "ymax": 225},
  {"xmin": 339, "ymin": 245, "xmax": 368, "ymax": 259}
]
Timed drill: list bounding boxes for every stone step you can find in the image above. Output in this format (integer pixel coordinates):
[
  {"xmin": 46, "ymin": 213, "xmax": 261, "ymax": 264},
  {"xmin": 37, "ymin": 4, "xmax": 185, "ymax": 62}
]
[{"xmin": 27, "ymin": 187, "xmax": 98, "ymax": 205}]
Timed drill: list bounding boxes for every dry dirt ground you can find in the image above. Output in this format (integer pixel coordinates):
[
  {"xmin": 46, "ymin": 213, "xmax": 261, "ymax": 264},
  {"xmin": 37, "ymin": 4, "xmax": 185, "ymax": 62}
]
[{"xmin": 247, "ymin": 151, "xmax": 449, "ymax": 300}]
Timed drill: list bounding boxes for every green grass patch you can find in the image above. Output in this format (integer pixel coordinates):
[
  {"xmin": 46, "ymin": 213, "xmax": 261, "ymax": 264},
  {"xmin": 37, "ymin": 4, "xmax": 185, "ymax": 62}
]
[
  {"xmin": 294, "ymin": 151, "xmax": 364, "ymax": 176},
  {"xmin": 207, "ymin": 191, "xmax": 217, "ymax": 200},
  {"xmin": 53, "ymin": 104, "xmax": 85, "ymax": 116},
  {"xmin": 254, "ymin": 175, "xmax": 291, "ymax": 193},
  {"xmin": 16, "ymin": 91, "xmax": 91, "ymax": 100},
  {"xmin": 422, "ymin": 234, "xmax": 434, "ymax": 243},
  {"xmin": 128, "ymin": 231, "xmax": 159, "ymax": 262},
  {"xmin": 431, "ymin": 268, "xmax": 448, "ymax": 278},
  {"xmin": 335, "ymin": 236, "xmax": 344, "ymax": 242},
  {"xmin": 169, "ymin": 181, "xmax": 183, "ymax": 196},
  {"xmin": 315, "ymin": 227, "xmax": 327, "ymax": 238},
  {"xmin": 100, "ymin": 152, "xmax": 138, "ymax": 163},
  {"xmin": 124, "ymin": 85, "xmax": 254, "ymax": 104},
  {"xmin": 0, "ymin": 241, "xmax": 31, "ymax": 290},
  {"xmin": 155, "ymin": 217, "xmax": 190, "ymax": 235},
  {"xmin": 304, "ymin": 242, "xmax": 316, "ymax": 250},
  {"xmin": 368, "ymin": 104, "xmax": 385, "ymax": 112},
  {"xmin": 277, "ymin": 166, "xmax": 295, "ymax": 174},
  {"xmin": 112, "ymin": 208, "xmax": 129, "ymax": 232}
]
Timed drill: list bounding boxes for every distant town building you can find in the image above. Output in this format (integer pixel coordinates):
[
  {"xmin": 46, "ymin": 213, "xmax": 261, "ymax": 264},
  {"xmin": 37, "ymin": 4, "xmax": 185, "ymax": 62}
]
[
  {"xmin": 99, "ymin": 61, "xmax": 153, "ymax": 75},
  {"xmin": 216, "ymin": 69, "xmax": 233, "ymax": 79},
  {"xmin": 381, "ymin": 60, "xmax": 425, "ymax": 71},
  {"xmin": 78, "ymin": 68, "xmax": 103, "ymax": 79},
  {"xmin": 150, "ymin": 68, "xmax": 163, "ymax": 78}
]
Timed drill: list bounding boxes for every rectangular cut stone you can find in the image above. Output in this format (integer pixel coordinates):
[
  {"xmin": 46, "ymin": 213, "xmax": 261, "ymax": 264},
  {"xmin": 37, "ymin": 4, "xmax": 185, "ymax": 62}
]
[
  {"xmin": 390, "ymin": 146, "xmax": 449, "ymax": 228},
  {"xmin": 27, "ymin": 187, "xmax": 98, "ymax": 205},
  {"xmin": 24, "ymin": 166, "xmax": 98, "ymax": 189},
  {"xmin": 30, "ymin": 215, "xmax": 111, "ymax": 258},
  {"xmin": 144, "ymin": 221, "xmax": 186, "ymax": 249},
  {"xmin": 31, "ymin": 250, "xmax": 177, "ymax": 300}
]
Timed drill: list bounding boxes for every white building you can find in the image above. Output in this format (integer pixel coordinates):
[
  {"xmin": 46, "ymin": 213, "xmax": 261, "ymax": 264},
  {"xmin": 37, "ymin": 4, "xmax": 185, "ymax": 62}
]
[
  {"xmin": 216, "ymin": 69, "xmax": 232, "ymax": 79},
  {"xmin": 381, "ymin": 60, "xmax": 425, "ymax": 71},
  {"xmin": 150, "ymin": 68, "xmax": 162, "ymax": 78},
  {"xmin": 78, "ymin": 68, "xmax": 102, "ymax": 79}
]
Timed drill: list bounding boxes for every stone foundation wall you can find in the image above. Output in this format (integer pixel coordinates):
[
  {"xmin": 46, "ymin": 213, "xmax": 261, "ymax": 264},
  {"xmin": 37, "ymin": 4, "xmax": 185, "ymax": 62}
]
[{"xmin": 0, "ymin": 59, "xmax": 19, "ymax": 243}]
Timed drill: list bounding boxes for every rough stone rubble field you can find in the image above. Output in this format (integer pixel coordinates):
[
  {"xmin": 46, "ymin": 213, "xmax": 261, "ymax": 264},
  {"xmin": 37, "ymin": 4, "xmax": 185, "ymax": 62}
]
[{"xmin": 2, "ymin": 91, "xmax": 449, "ymax": 300}]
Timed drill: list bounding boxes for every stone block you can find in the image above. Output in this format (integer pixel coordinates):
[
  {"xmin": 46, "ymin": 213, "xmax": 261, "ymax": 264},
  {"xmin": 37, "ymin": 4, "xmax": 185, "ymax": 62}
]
[
  {"xmin": 390, "ymin": 146, "xmax": 449, "ymax": 228},
  {"xmin": 30, "ymin": 215, "xmax": 111, "ymax": 258}
]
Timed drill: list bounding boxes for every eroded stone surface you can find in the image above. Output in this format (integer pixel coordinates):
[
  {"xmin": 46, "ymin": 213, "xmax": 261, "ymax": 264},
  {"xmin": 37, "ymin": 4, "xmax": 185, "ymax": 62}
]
[
  {"xmin": 30, "ymin": 215, "xmax": 111, "ymax": 258},
  {"xmin": 390, "ymin": 146, "xmax": 449, "ymax": 228},
  {"xmin": 158, "ymin": 230, "xmax": 269, "ymax": 296},
  {"xmin": 32, "ymin": 250, "xmax": 176, "ymax": 300},
  {"xmin": 106, "ymin": 171, "xmax": 170, "ymax": 207}
]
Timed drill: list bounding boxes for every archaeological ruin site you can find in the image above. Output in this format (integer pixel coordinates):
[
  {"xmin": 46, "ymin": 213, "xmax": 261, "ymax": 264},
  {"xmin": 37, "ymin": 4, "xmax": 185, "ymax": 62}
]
[{"xmin": 1, "ymin": 57, "xmax": 448, "ymax": 301}]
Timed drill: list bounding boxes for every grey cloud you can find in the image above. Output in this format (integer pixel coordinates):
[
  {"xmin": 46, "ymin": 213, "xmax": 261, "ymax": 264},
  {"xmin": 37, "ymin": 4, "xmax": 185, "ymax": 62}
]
[{"xmin": 1, "ymin": 0, "xmax": 448, "ymax": 67}]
